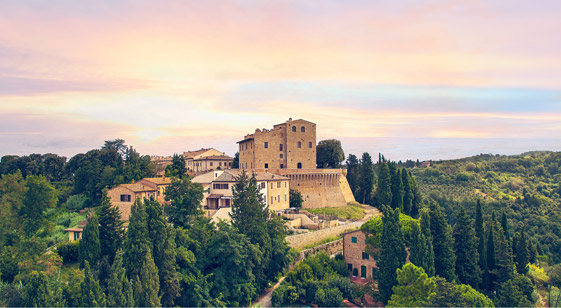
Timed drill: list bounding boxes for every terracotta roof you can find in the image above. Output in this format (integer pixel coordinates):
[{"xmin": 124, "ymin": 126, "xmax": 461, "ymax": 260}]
[
  {"xmin": 64, "ymin": 227, "xmax": 83, "ymax": 232},
  {"xmin": 194, "ymin": 155, "xmax": 233, "ymax": 161},
  {"xmin": 182, "ymin": 148, "xmax": 212, "ymax": 159},
  {"xmin": 192, "ymin": 170, "xmax": 223, "ymax": 184},
  {"xmin": 120, "ymin": 183, "xmax": 157, "ymax": 193},
  {"xmin": 214, "ymin": 170, "xmax": 289, "ymax": 182},
  {"xmin": 211, "ymin": 207, "xmax": 232, "ymax": 224},
  {"xmin": 207, "ymin": 194, "xmax": 223, "ymax": 199},
  {"xmin": 141, "ymin": 177, "xmax": 172, "ymax": 185}
]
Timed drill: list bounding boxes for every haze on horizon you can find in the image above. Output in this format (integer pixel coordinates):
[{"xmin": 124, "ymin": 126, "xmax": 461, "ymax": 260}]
[{"xmin": 1, "ymin": 0, "xmax": 560, "ymax": 162}]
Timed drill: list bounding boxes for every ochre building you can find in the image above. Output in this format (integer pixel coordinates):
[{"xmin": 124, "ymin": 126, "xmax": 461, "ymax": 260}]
[{"xmin": 237, "ymin": 118, "xmax": 356, "ymax": 208}]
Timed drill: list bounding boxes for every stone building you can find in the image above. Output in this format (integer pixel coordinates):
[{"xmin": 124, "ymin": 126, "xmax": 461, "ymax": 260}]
[
  {"xmin": 183, "ymin": 148, "xmax": 233, "ymax": 173},
  {"xmin": 342, "ymin": 230, "xmax": 377, "ymax": 279},
  {"xmin": 107, "ymin": 182, "xmax": 158, "ymax": 220},
  {"xmin": 192, "ymin": 169, "xmax": 290, "ymax": 212},
  {"xmin": 138, "ymin": 176, "xmax": 172, "ymax": 203},
  {"xmin": 237, "ymin": 118, "xmax": 356, "ymax": 208}
]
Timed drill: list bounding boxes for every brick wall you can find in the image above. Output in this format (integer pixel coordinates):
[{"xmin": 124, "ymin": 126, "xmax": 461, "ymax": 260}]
[
  {"xmin": 343, "ymin": 230, "xmax": 377, "ymax": 279},
  {"xmin": 286, "ymin": 222, "xmax": 360, "ymax": 250}
]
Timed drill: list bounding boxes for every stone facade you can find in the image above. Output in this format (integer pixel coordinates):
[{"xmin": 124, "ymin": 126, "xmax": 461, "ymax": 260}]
[
  {"xmin": 237, "ymin": 118, "xmax": 356, "ymax": 208},
  {"xmin": 342, "ymin": 230, "xmax": 377, "ymax": 279},
  {"xmin": 285, "ymin": 222, "xmax": 360, "ymax": 250},
  {"xmin": 107, "ymin": 183, "xmax": 158, "ymax": 220},
  {"xmin": 183, "ymin": 148, "xmax": 233, "ymax": 173}
]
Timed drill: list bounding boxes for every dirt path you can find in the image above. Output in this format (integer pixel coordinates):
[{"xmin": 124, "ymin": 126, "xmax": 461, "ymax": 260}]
[{"xmin": 253, "ymin": 277, "xmax": 285, "ymax": 307}]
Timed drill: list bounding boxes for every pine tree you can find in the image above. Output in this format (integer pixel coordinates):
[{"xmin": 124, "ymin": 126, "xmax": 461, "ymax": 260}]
[
  {"xmin": 514, "ymin": 226, "xmax": 529, "ymax": 275},
  {"xmin": 486, "ymin": 221, "xmax": 496, "ymax": 290},
  {"xmin": 410, "ymin": 172, "xmax": 421, "ymax": 218},
  {"xmin": 378, "ymin": 206, "xmax": 407, "ymax": 304},
  {"xmin": 409, "ymin": 222, "xmax": 423, "ymax": 267},
  {"xmin": 402, "ymin": 170, "xmax": 413, "ymax": 215},
  {"xmin": 429, "ymin": 200, "xmax": 456, "ymax": 282},
  {"xmin": 98, "ymin": 188, "xmax": 123, "ymax": 263},
  {"xmin": 346, "ymin": 154, "xmax": 360, "ymax": 200},
  {"xmin": 475, "ymin": 200, "xmax": 489, "ymax": 290},
  {"xmin": 159, "ymin": 227, "xmax": 180, "ymax": 307},
  {"xmin": 359, "ymin": 153, "xmax": 375, "ymax": 205},
  {"xmin": 420, "ymin": 211, "xmax": 435, "ymax": 277},
  {"xmin": 501, "ymin": 211, "xmax": 511, "ymax": 243},
  {"xmin": 107, "ymin": 250, "xmax": 134, "ymax": 307},
  {"xmin": 134, "ymin": 249, "xmax": 161, "ymax": 307},
  {"xmin": 79, "ymin": 214, "xmax": 101, "ymax": 269},
  {"xmin": 390, "ymin": 165, "xmax": 404, "ymax": 211},
  {"xmin": 528, "ymin": 240, "xmax": 538, "ymax": 264},
  {"xmin": 453, "ymin": 206, "xmax": 481, "ymax": 289},
  {"xmin": 80, "ymin": 261, "xmax": 107, "ymax": 307},
  {"xmin": 495, "ymin": 224, "xmax": 515, "ymax": 285},
  {"xmin": 123, "ymin": 199, "xmax": 150, "ymax": 278},
  {"xmin": 376, "ymin": 160, "xmax": 392, "ymax": 207}
]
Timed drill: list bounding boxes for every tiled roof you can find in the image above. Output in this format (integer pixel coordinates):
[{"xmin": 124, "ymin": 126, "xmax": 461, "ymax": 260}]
[
  {"xmin": 182, "ymin": 148, "xmax": 211, "ymax": 159},
  {"xmin": 194, "ymin": 155, "xmax": 233, "ymax": 161},
  {"xmin": 214, "ymin": 170, "xmax": 289, "ymax": 182},
  {"xmin": 121, "ymin": 183, "xmax": 157, "ymax": 193},
  {"xmin": 207, "ymin": 194, "xmax": 223, "ymax": 199},
  {"xmin": 142, "ymin": 177, "xmax": 172, "ymax": 185}
]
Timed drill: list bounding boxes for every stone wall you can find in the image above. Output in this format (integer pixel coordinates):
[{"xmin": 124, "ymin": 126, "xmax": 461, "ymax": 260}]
[
  {"xmin": 297, "ymin": 239, "xmax": 343, "ymax": 261},
  {"xmin": 286, "ymin": 222, "xmax": 359, "ymax": 250}
]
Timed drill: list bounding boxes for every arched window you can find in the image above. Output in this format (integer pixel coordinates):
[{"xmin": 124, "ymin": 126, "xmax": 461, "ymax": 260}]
[
  {"xmin": 297, "ymin": 162, "xmax": 302, "ymax": 169},
  {"xmin": 301, "ymin": 126, "xmax": 305, "ymax": 132},
  {"xmin": 291, "ymin": 126, "xmax": 296, "ymax": 132}
]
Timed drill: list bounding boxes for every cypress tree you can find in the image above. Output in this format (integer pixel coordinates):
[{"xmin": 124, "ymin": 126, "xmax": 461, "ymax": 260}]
[
  {"xmin": 494, "ymin": 224, "xmax": 515, "ymax": 285},
  {"xmin": 514, "ymin": 226, "xmax": 529, "ymax": 275},
  {"xmin": 159, "ymin": 227, "xmax": 180, "ymax": 307},
  {"xmin": 402, "ymin": 170, "xmax": 413, "ymax": 215},
  {"xmin": 376, "ymin": 160, "xmax": 392, "ymax": 207},
  {"xmin": 134, "ymin": 249, "xmax": 161, "ymax": 307},
  {"xmin": 98, "ymin": 188, "xmax": 123, "ymax": 263},
  {"xmin": 107, "ymin": 250, "xmax": 134, "ymax": 307},
  {"xmin": 453, "ymin": 206, "xmax": 481, "ymax": 289},
  {"xmin": 80, "ymin": 261, "xmax": 106, "ymax": 307},
  {"xmin": 378, "ymin": 206, "xmax": 407, "ymax": 304},
  {"xmin": 486, "ymin": 221, "xmax": 496, "ymax": 290},
  {"xmin": 475, "ymin": 200, "xmax": 488, "ymax": 290},
  {"xmin": 123, "ymin": 199, "xmax": 151, "ymax": 278},
  {"xmin": 501, "ymin": 210, "xmax": 510, "ymax": 243},
  {"xmin": 528, "ymin": 240, "xmax": 538, "ymax": 264},
  {"xmin": 346, "ymin": 154, "xmax": 360, "ymax": 200},
  {"xmin": 409, "ymin": 222, "xmax": 423, "ymax": 266},
  {"xmin": 359, "ymin": 152, "xmax": 375, "ymax": 205},
  {"xmin": 79, "ymin": 214, "xmax": 101, "ymax": 269},
  {"xmin": 420, "ymin": 211, "xmax": 435, "ymax": 277},
  {"xmin": 410, "ymin": 172, "xmax": 421, "ymax": 218},
  {"xmin": 429, "ymin": 200, "xmax": 456, "ymax": 282},
  {"xmin": 390, "ymin": 165, "xmax": 404, "ymax": 211}
]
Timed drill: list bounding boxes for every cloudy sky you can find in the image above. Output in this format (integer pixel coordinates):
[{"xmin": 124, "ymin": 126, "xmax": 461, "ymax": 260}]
[{"xmin": 1, "ymin": 0, "xmax": 560, "ymax": 161}]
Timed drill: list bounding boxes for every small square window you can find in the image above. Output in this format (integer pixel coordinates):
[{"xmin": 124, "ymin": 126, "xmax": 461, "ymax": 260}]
[
  {"xmin": 265, "ymin": 163, "xmax": 269, "ymax": 169},
  {"xmin": 309, "ymin": 142, "xmax": 312, "ymax": 148},
  {"xmin": 351, "ymin": 237, "xmax": 357, "ymax": 243},
  {"xmin": 264, "ymin": 142, "xmax": 268, "ymax": 148},
  {"xmin": 261, "ymin": 182, "xmax": 266, "ymax": 189},
  {"xmin": 279, "ymin": 144, "xmax": 283, "ymax": 151},
  {"xmin": 280, "ymin": 153, "xmax": 283, "ymax": 158}
]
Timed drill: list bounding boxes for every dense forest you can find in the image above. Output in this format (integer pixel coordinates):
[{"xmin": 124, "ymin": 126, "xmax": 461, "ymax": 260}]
[{"xmin": 0, "ymin": 141, "xmax": 291, "ymax": 307}]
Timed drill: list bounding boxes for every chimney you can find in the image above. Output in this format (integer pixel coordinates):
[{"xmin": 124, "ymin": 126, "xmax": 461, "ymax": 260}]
[{"xmin": 131, "ymin": 179, "xmax": 135, "ymax": 184}]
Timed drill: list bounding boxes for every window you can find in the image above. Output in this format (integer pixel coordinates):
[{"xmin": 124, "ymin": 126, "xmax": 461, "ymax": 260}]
[
  {"xmin": 264, "ymin": 163, "xmax": 269, "ymax": 169},
  {"xmin": 279, "ymin": 144, "xmax": 283, "ymax": 151},
  {"xmin": 351, "ymin": 236, "xmax": 357, "ymax": 243},
  {"xmin": 353, "ymin": 268, "xmax": 358, "ymax": 277},
  {"xmin": 292, "ymin": 126, "xmax": 296, "ymax": 132},
  {"xmin": 271, "ymin": 183, "xmax": 273, "ymax": 189},
  {"xmin": 297, "ymin": 162, "xmax": 302, "ymax": 169},
  {"xmin": 74, "ymin": 231, "xmax": 81, "ymax": 241},
  {"xmin": 261, "ymin": 182, "xmax": 266, "ymax": 189},
  {"xmin": 285, "ymin": 182, "xmax": 287, "ymax": 187},
  {"xmin": 264, "ymin": 142, "xmax": 268, "ymax": 148},
  {"xmin": 219, "ymin": 162, "xmax": 222, "ymax": 166},
  {"xmin": 301, "ymin": 126, "xmax": 305, "ymax": 132},
  {"xmin": 362, "ymin": 252, "xmax": 370, "ymax": 260},
  {"xmin": 213, "ymin": 183, "xmax": 228, "ymax": 189},
  {"xmin": 278, "ymin": 195, "xmax": 280, "ymax": 202},
  {"xmin": 280, "ymin": 164, "xmax": 284, "ymax": 168},
  {"xmin": 271, "ymin": 196, "xmax": 273, "ymax": 204},
  {"xmin": 210, "ymin": 162, "xmax": 213, "ymax": 166},
  {"xmin": 277, "ymin": 182, "xmax": 281, "ymax": 188},
  {"xmin": 285, "ymin": 194, "xmax": 287, "ymax": 201},
  {"xmin": 280, "ymin": 154, "xmax": 283, "ymax": 158},
  {"xmin": 120, "ymin": 194, "xmax": 131, "ymax": 202},
  {"xmin": 297, "ymin": 141, "xmax": 301, "ymax": 148},
  {"xmin": 361, "ymin": 266, "xmax": 366, "ymax": 278},
  {"xmin": 224, "ymin": 199, "xmax": 231, "ymax": 207},
  {"xmin": 309, "ymin": 142, "xmax": 312, "ymax": 148},
  {"xmin": 348, "ymin": 264, "xmax": 353, "ymax": 272}
]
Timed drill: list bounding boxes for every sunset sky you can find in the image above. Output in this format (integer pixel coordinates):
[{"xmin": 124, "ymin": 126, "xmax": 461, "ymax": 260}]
[{"xmin": 1, "ymin": 0, "xmax": 560, "ymax": 161}]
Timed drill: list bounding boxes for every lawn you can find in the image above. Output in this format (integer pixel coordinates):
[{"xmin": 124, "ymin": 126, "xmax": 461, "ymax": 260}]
[{"xmin": 305, "ymin": 204, "xmax": 366, "ymax": 221}]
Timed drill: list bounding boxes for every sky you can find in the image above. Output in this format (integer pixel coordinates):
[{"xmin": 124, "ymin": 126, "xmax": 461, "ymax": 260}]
[{"xmin": 1, "ymin": 0, "xmax": 561, "ymax": 161}]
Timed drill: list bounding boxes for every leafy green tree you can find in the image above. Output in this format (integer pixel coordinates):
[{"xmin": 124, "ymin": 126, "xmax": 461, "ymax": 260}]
[
  {"xmin": 232, "ymin": 152, "xmax": 239, "ymax": 169},
  {"xmin": 102, "ymin": 139, "xmax": 128, "ymax": 157},
  {"xmin": 390, "ymin": 165, "xmax": 404, "ymax": 210},
  {"xmin": 134, "ymin": 249, "xmax": 161, "ymax": 307},
  {"xmin": 378, "ymin": 206, "xmax": 407, "ymax": 304},
  {"xmin": 475, "ymin": 199, "xmax": 489, "ymax": 290},
  {"xmin": 289, "ymin": 189, "xmax": 303, "ymax": 208},
  {"xmin": 514, "ymin": 226, "xmax": 529, "ymax": 275},
  {"xmin": 20, "ymin": 175, "xmax": 56, "ymax": 236},
  {"xmin": 107, "ymin": 250, "xmax": 134, "ymax": 307},
  {"xmin": 359, "ymin": 153, "xmax": 375, "ymax": 205},
  {"xmin": 0, "ymin": 171, "xmax": 26, "ymax": 245},
  {"xmin": 122, "ymin": 199, "xmax": 150, "ymax": 278},
  {"xmin": 266, "ymin": 214, "xmax": 291, "ymax": 281},
  {"xmin": 346, "ymin": 154, "xmax": 360, "ymax": 200},
  {"xmin": 23, "ymin": 271, "xmax": 64, "ymax": 307},
  {"xmin": 316, "ymin": 139, "xmax": 345, "ymax": 168},
  {"xmin": 402, "ymin": 170, "xmax": 413, "ymax": 215},
  {"xmin": 97, "ymin": 189, "xmax": 123, "ymax": 263},
  {"xmin": 420, "ymin": 211, "xmax": 435, "ymax": 276},
  {"xmin": 388, "ymin": 263, "xmax": 436, "ymax": 307},
  {"xmin": 80, "ymin": 261, "xmax": 106, "ymax": 307},
  {"xmin": 376, "ymin": 160, "xmax": 392, "ymax": 207},
  {"xmin": 429, "ymin": 200, "xmax": 456, "ymax": 282},
  {"xmin": 165, "ymin": 154, "xmax": 187, "ymax": 178},
  {"xmin": 79, "ymin": 215, "xmax": 101, "ymax": 269},
  {"xmin": 164, "ymin": 177, "xmax": 204, "ymax": 228},
  {"xmin": 495, "ymin": 275, "xmax": 535, "ymax": 307},
  {"xmin": 453, "ymin": 206, "xmax": 481, "ymax": 289}
]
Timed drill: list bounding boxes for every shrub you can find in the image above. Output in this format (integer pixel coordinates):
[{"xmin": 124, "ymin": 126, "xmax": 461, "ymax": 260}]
[{"xmin": 57, "ymin": 241, "xmax": 79, "ymax": 264}]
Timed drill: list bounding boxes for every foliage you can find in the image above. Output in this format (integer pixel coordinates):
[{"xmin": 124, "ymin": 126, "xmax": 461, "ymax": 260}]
[
  {"xmin": 106, "ymin": 249, "xmax": 134, "ymax": 307},
  {"xmin": 80, "ymin": 261, "xmax": 106, "ymax": 307},
  {"xmin": 164, "ymin": 177, "xmax": 204, "ymax": 228},
  {"xmin": 97, "ymin": 189, "xmax": 123, "ymax": 263},
  {"xmin": 57, "ymin": 241, "xmax": 80, "ymax": 264},
  {"xmin": 361, "ymin": 212, "xmax": 419, "ymax": 248},
  {"xmin": 305, "ymin": 204, "xmax": 365, "ymax": 220},
  {"xmin": 165, "ymin": 153, "xmax": 187, "ymax": 178},
  {"xmin": 64, "ymin": 193, "xmax": 88, "ymax": 211},
  {"xmin": 495, "ymin": 274, "xmax": 536, "ymax": 307},
  {"xmin": 346, "ymin": 154, "xmax": 360, "ymax": 201},
  {"xmin": 388, "ymin": 263, "xmax": 436, "ymax": 307},
  {"xmin": 289, "ymin": 189, "xmax": 303, "ymax": 208},
  {"xmin": 21, "ymin": 175, "xmax": 57, "ymax": 236},
  {"xmin": 316, "ymin": 139, "xmax": 345, "ymax": 168},
  {"xmin": 453, "ymin": 205, "xmax": 481, "ymax": 289},
  {"xmin": 358, "ymin": 152, "xmax": 375, "ymax": 205},
  {"xmin": 79, "ymin": 215, "xmax": 101, "ymax": 269},
  {"xmin": 429, "ymin": 199, "xmax": 456, "ymax": 282},
  {"xmin": 378, "ymin": 206, "xmax": 407, "ymax": 304}
]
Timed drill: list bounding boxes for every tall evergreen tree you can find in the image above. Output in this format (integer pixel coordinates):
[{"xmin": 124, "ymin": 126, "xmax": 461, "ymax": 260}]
[
  {"xmin": 346, "ymin": 154, "xmax": 360, "ymax": 200},
  {"xmin": 409, "ymin": 222, "xmax": 423, "ymax": 267},
  {"xmin": 514, "ymin": 226, "xmax": 529, "ymax": 275},
  {"xmin": 164, "ymin": 153, "xmax": 186, "ymax": 178},
  {"xmin": 134, "ymin": 249, "xmax": 161, "ymax": 307},
  {"xmin": 159, "ymin": 227, "xmax": 180, "ymax": 307},
  {"xmin": 501, "ymin": 210, "xmax": 511, "ymax": 243},
  {"xmin": 390, "ymin": 165, "xmax": 404, "ymax": 211},
  {"xmin": 79, "ymin": 214, "xmax": 101, "ymax": 269},
  {"xmin": 378, "ymin": 206, "xmax": 407, "ymax": 304},
  {"xmin": 164, "ymin": 177, "xmax": 204, "ymax": 228},
  {"xmin": 80, "ymin": 261, "xmax": 107, "ymax": 307},
  {"xmin": 20, "ymin": 175, "xmax": 57, "ymax": 236},
  {"xmin": 376, "ymin": 160, "xmax": 392, "ymax": 207},
  {"xmin": 23, "ymin": 271, "xmax": 64, "ymax": 307},
  {"xmin": 494, "ymin": 224, "xmax": 515, "ymax": 285},
  {"xmin": 474, "ymin": 199, "xmax": 488, "ymax": 290},
  {"xmin": 107, "ymin": 250, "xmax": 134, "ymax": 307},
  {"xmin": 429, "ymin": 200, "xmax": 456, "ymax": 282},
  {"xmin": 122, "ymin": 199, "xmax": 150, "ymax": 278},
  {"xmin": 486, "ymin": 221, "xmax": 496, "ymax": 290},
  {"xmin": 453, "ymin": 206, "xmax": 481, "ymax": 289},
  {"xmin": 420, "ymin": 211, "xmax": 435, "ymax": 277},
  {"xmin": 98, "ymin": 189, "xmax": 123, "ymax": 263},
  {"xmin": 359, "ymin": 153, "xmax": 375, "ymax": 205},
  {"xmin": 402, "ymin": 170, "xmax": 413, "ymax": 215},
  {"xmin": 410, "ymin": 172, "xmax": 421, "ymax": 218}
]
